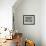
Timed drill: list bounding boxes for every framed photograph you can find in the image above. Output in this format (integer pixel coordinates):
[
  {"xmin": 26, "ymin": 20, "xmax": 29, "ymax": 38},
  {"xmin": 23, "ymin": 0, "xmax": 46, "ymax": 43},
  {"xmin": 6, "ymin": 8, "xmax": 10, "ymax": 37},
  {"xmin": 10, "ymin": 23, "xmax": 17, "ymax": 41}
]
[{"xmin": 23, "ymin": 15, "xmax": 35, "ymax": 25}]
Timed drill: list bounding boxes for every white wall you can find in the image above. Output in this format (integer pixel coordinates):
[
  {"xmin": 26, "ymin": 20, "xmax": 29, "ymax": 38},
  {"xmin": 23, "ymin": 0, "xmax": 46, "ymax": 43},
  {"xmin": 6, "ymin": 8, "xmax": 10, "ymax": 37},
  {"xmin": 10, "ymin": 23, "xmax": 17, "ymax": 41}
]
[
  {"xmin": 13, "ymin": 0, "xmax": 46, "ymax": 46},
  {"xmin": 0, "ymin": 0, "xmax": 16, "ymax": 29},
  {"xmin": 41, "ymin": 0, "xmax": 46, "ymax": 46},
  {"xmin": 13, "ymin": 0, "xmax": 41, "ymax": 46}
]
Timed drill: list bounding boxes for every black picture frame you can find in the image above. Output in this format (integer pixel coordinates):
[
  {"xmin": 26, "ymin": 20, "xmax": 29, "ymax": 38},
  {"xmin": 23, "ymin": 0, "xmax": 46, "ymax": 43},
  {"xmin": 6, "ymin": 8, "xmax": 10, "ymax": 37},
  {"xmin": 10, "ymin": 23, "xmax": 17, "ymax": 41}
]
[{"xmin": 23, "ymin": 15, "xmax": 35, "ymax": 25}]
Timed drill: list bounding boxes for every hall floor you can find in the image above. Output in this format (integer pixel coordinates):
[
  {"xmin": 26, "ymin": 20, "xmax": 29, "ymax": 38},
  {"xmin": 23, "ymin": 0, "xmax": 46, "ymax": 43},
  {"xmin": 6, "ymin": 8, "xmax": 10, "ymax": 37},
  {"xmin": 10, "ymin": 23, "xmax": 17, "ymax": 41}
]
[{"xmin": 0, "ymin": 39, "xmax": 16, "ymax": 46}]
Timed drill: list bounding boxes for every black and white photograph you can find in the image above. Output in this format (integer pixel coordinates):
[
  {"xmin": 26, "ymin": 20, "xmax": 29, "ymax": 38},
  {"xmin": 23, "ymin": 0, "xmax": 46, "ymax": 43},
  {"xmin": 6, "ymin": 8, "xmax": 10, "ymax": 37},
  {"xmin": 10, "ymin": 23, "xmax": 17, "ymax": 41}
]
[
  {"xmin": 0, "ymin": 0, "xmax": 46, "ymax": 46},
  {"xmin": 23, "ymin": 15, "xmax": 35, "ymax": 25}
]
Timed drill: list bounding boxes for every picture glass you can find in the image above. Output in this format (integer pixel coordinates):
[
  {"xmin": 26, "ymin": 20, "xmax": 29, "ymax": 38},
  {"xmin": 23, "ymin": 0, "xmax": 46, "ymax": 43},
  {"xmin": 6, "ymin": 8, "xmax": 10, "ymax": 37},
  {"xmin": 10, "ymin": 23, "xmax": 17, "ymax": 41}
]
[{"xmin": 23, "ymin": 15, "xmax": 35, "ymax": 25}]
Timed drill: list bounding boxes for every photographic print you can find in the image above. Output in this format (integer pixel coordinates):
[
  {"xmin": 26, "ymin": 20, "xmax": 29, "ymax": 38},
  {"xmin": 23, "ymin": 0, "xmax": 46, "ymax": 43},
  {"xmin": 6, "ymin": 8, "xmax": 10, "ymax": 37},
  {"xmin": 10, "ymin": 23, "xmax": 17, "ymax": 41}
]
[{"xmin": 23, "ymin": 15, "xmax": 35, "ymax": 25}]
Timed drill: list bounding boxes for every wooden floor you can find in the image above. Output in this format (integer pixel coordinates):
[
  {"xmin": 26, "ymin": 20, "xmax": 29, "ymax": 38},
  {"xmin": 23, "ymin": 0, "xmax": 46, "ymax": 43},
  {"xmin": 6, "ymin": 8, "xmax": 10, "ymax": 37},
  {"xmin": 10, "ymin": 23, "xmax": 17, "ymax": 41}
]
[{"xmin": 0, "ymin": 39, "xmax": 16, "ymax": 46}]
